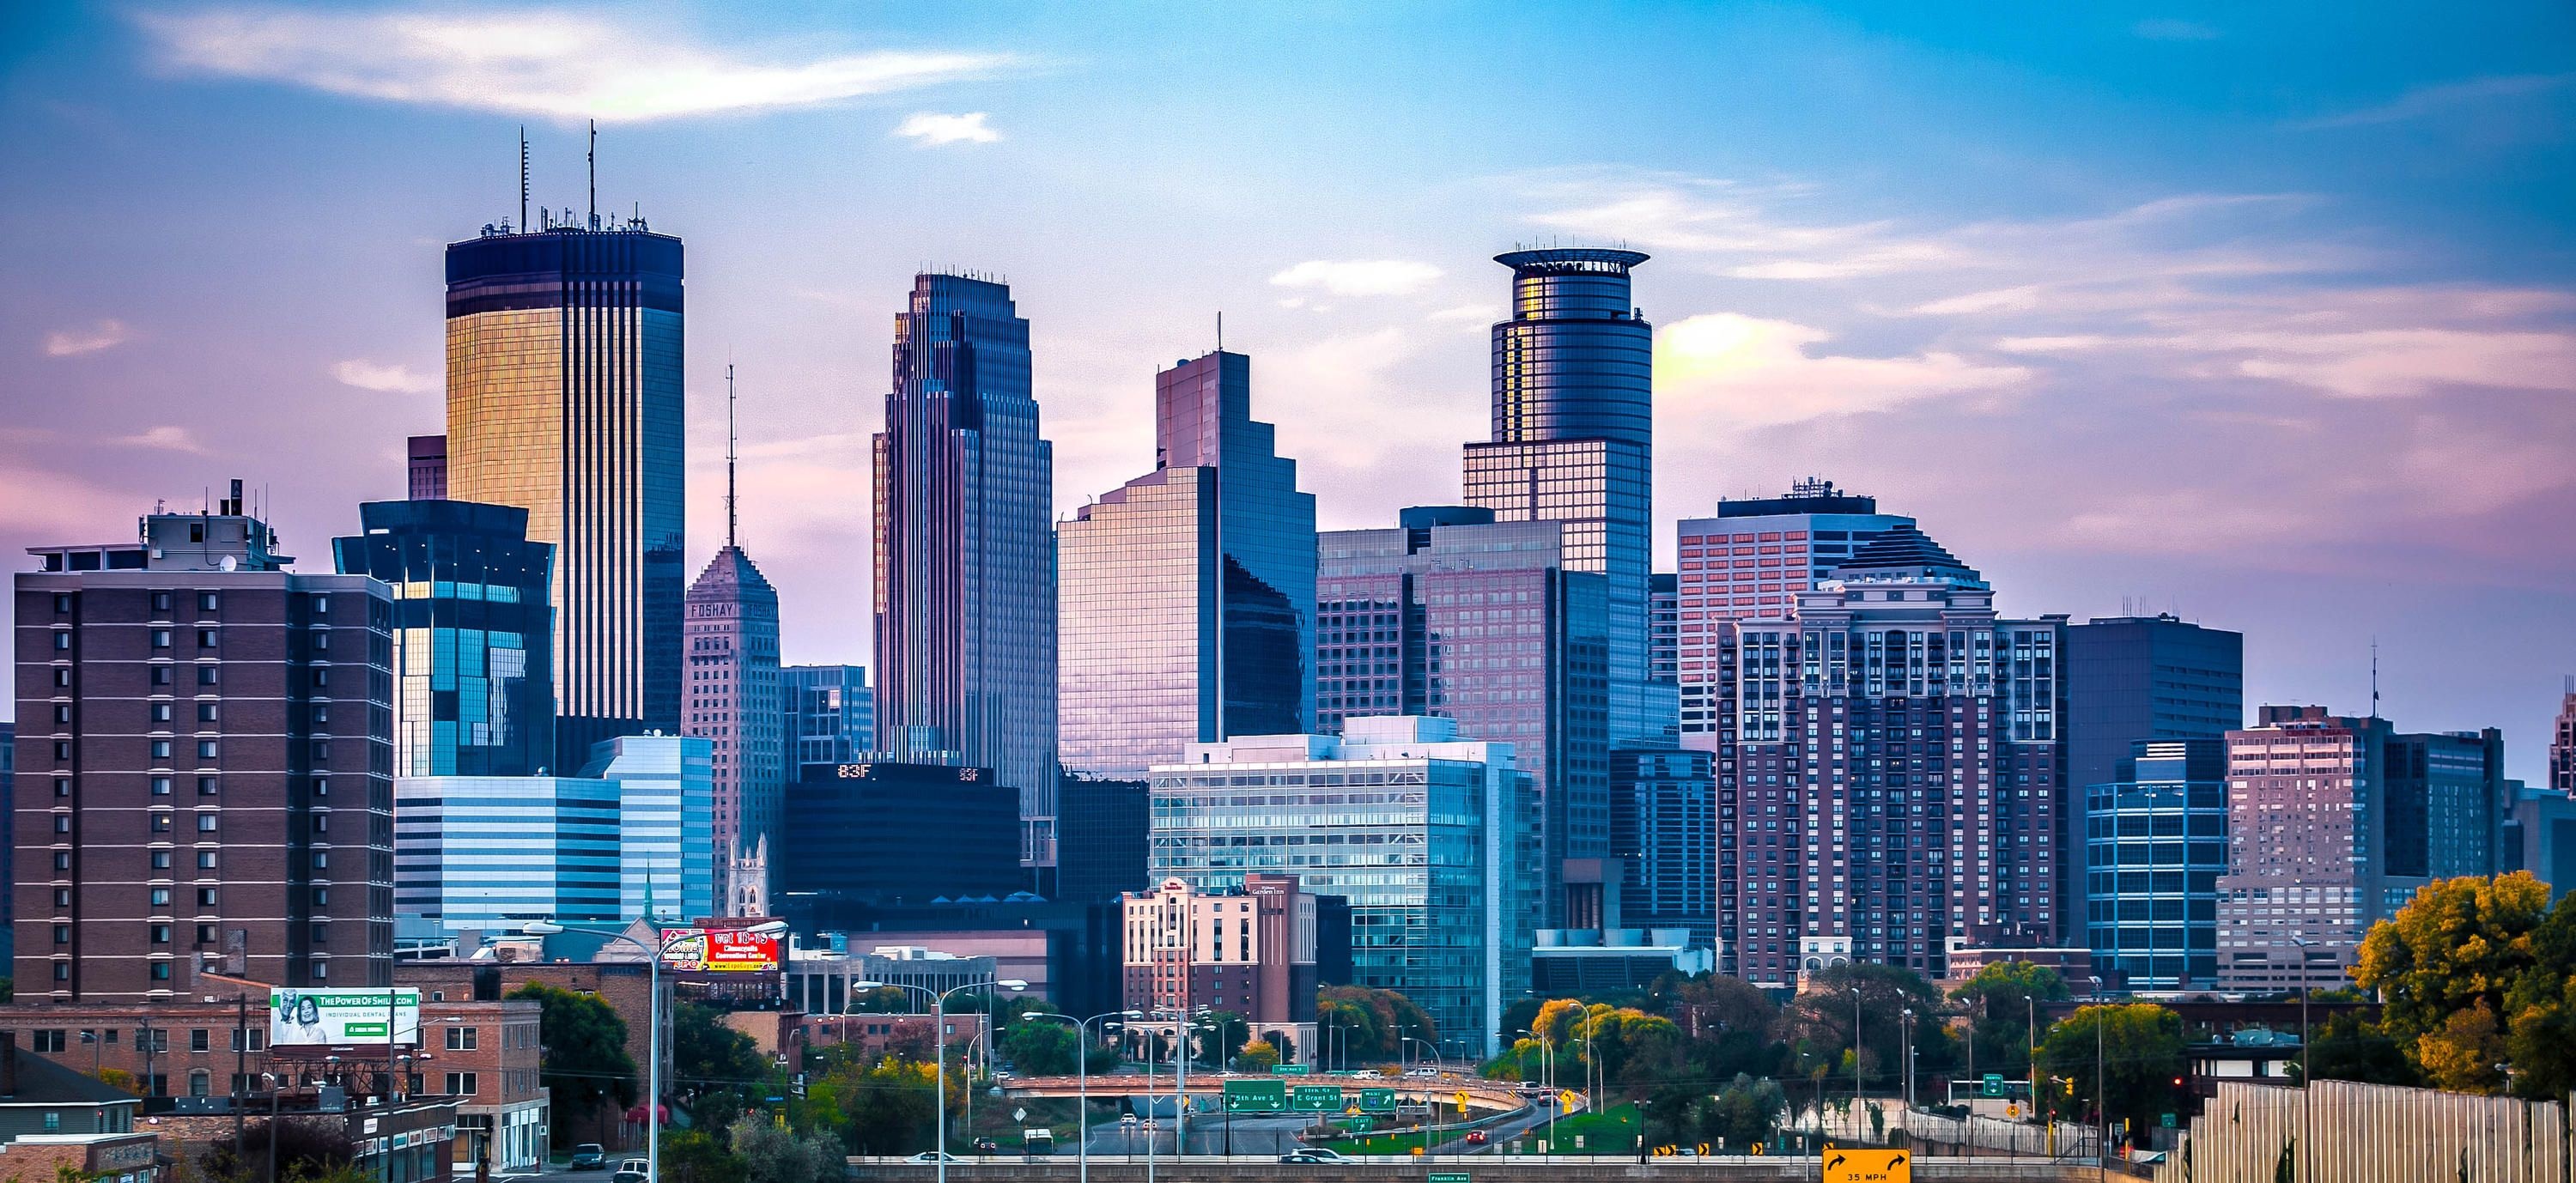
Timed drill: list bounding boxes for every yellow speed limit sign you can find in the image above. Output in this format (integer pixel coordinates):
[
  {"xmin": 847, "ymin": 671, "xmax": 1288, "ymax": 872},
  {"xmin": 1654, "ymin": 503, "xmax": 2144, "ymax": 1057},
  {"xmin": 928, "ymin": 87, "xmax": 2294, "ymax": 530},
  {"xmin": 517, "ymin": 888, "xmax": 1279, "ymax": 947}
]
[
  {"xmin": 1822, "ymin": 1145, "xmax": 1910, "ymax": 1183},
  {"xmin": 2006, "ymin": 1103, "xmax": 2020, "ymax": 1119}
]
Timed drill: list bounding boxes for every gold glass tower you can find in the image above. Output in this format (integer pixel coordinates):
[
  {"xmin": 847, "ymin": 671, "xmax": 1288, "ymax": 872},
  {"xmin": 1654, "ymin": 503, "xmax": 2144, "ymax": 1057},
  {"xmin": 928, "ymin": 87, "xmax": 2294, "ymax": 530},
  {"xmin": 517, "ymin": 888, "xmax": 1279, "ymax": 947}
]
[{"xmin": 446, "ymin": 225, "xmax": 685, "ymax": 767}]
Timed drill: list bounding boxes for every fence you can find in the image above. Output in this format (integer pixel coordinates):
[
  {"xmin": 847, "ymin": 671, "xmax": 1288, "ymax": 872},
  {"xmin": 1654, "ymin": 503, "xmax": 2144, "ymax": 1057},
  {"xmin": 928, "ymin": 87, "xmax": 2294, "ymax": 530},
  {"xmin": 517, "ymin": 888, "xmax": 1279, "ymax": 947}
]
[{"xmin": 2153, "ymin": 1080, "xmax": 2572, "ymax": 1183}]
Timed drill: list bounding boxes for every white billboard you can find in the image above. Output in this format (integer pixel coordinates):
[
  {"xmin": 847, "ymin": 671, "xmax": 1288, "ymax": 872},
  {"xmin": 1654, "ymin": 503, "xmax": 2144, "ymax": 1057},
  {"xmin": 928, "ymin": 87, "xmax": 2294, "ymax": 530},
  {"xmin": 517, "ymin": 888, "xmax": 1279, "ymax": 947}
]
[{"xmin": 270, "ymin": 987, "xmax": 420, "ymax": 1046}]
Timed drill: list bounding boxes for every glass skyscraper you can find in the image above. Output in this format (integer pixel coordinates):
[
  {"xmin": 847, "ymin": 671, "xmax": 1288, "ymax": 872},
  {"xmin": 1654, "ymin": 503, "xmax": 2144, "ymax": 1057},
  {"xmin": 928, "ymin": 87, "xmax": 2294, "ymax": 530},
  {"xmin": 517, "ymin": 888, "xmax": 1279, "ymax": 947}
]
[
  {"xmin": 444, "ymin": 226, "xmax": 685, "ymax": 770},
  {"xmin": 1147, "ymin": 717, "xmax": 1539, "ymax": 1056},
  {"xmin": 332, "ymin": 499, "xmax": 554, "ymax": 779},
  {"xmin": 577, "ymin": 734, "xmax": 716, "ymax": 924},
  {"xmin": 1060, "ymin": 349, "xmax": 1315, "ymax": 775},
  {"xmin": 1317, "ymin": 509, "xmax": 1613, "ymax": 929},
  {"xmin": 782, "ymin": 664, "xmax": 873, "ymax": 776},
  {"xmin": 393, "ymin": 774, "xmax": 623, "ymax": 938},
  {"xmin": 1464, "ymin": 248, "xmax": 1664, "ymax": 746},
  {"xmin": 872, "ymin": 273, "xmax": 1059, "ymax": 867},
  {"xmin": 2084, "ymin": 737, "xmax": 2227, "ymax": 990}
]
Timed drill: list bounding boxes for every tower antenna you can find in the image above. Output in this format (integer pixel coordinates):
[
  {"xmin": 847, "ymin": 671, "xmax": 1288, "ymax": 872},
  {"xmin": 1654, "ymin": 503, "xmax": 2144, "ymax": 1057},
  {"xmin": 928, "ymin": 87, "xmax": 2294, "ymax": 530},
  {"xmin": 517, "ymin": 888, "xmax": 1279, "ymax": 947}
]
[
  {"xmin": 725, "ymin": 362, "xmax": 738, "ymax": 549},
  {"xmin": 1217, "ymin": 311, "xmax": 1224, "ymax": 353},
  {"xmin": 586, "ymin": 119, "xmax": 598, "ymax": 229},
  {"xmin": 2370, "ymin": 638, "xmax": 2381, "ymax": 719},
  {"xmin": 518, "ymin": 125, "xmax": 529, "ymax": 233}
]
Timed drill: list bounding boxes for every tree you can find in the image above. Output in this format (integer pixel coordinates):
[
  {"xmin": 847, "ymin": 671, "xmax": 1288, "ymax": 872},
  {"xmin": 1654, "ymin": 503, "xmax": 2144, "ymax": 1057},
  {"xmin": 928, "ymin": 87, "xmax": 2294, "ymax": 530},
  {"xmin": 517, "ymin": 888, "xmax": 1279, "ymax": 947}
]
[
  {"xmin": 1707, "ymin": 1073, "xmax": 1788, "ymax": 1150},
  {"xmin": 830, "ymin": 1055, "xmax": 947, "ymax": 1156},
  {"xmin": 1319, "ymin": 986, "xmax": 1436, "ymax": 1059},
  {"xmin": 2037, "ymin": 1004, "xmax": 2185, "ymax": 1144},
  {"xmin": 729, "ymin": 1114, "xmax": 843, "ymax": 1183},
  {"xmin": 509, "ymin": 981, "xmax": 640, "ymax": 1142},
  {"xmin": 2301, "ymin": 1011, "xmax": 2419, "ymax": 1087},
  {"xmin": 999, "ymin": 1018, "xmax": 1080, "ymax": 1077},
  {"xmin": 1197, "ymin": 1010, "xmax": 1251, "ymax": 1069},
  {"xmin": 1949, "ymin": 960, "xmax": 2069, "ymax": 1080},
  {"xmin": 2355, "ymin": 871, "xmax": 2552, "ymax": 1093},
  {"xmin": 194, "ymin": 1115, "xmax": 355, "ymax": 1182},
  {"xmin": 656, "ymin": 1130, "xmax": 743, "ymax": 1183},
  {"xmin": 2503, "ymin": 895, "xmax": 2576, "ymax": 1098},
  {"xmin": 672, "ymin": 1002, "xmax": 769, "ymax": 1098},
  {"xmin": 1775, "ymin": 962, "xmax": 1954, "ymax": 1095},
  {"xmin": 1233, "ymin": 1038, "xmax": 1280, "ymax": 1072},
  {"xmin": 846, "ymin": 986, "xmax": 914, "ymax": 1014}
]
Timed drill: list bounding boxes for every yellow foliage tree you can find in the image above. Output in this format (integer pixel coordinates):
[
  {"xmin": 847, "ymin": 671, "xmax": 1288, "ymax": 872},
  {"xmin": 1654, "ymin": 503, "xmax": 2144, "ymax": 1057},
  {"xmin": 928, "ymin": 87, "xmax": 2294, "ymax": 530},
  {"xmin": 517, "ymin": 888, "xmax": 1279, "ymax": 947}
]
[{"xmin": 2355, "ymin": 871, "xmax": 2554, "ymax": 1090}]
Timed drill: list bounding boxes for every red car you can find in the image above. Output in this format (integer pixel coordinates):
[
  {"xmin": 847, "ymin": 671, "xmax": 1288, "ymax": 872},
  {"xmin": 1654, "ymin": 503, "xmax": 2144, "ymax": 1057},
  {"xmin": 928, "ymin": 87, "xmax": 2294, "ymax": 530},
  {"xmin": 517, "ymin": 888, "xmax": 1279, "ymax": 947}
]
[{"xmin": 1466, "ymin": 1131, "xmax": 1489, "ymax": 1144}]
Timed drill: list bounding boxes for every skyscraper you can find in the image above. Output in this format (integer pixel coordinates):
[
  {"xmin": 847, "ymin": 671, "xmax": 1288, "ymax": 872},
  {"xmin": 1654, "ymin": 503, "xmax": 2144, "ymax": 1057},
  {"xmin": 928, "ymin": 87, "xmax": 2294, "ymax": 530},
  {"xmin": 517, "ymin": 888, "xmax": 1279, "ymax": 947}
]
[
  {"xmin": 1060, "ymin": 349, "xmax": 1315, "ymax": 775},
  {"xmin": 1675, "ymin": 480, "xmax": 1914, "ymax": 739},
  {"xmin": 2063, "ymin": 615, "xmax": 2245, "ymax": 800},
  {"xmin": 17, "ymin": 488, "xmax": 394, "ymax": 999},
  {"xmin": 2385, "ymin": 727, "xmax": 2506, "ymax": 881},
  {"xmin": 872, "ymin": 272, "xmax": 1058, "ymax": 867},
  {"xmin": 1718, "ymin": 525, "xmax": 2066, "ymax": 986},
  {"xmin": 444, "ymin": 223, "xmax": 685, "ymax": 770},
  {"xmin": 2551, "ymin": 678, "xmax": 2576, "ymax": 795},
  {"xmin": 1611, "ymin": 746, "xmax": 1716, "ymax": 947},
  {"xmin": 2084, "ymin": 738, "xmax": 2228, "ymax": 990},
  {"xmin": 781, "ymin": 664, "xmax": 873, "ymax": 775},
  {"xmin": 331, "ymin": 499, "xmax": 554, "ymax": 779},
  {"xmin": 684, "ymin": 373, "xmax": 785, "ymax": 916},
  {"xmin": 2215, "ymin": 706, "xmax": 2396, "ymax": 991},
  {"xmin": 1318, "ymin": 509, "xmax": 1613, "ymax": 927},
  {"xmin": 408, "ymin": 435, "xmax": 448, "ymax": 500},
  {"xmin": 577, "ymin": 734, "xmax": 716, "ymax": 924},
  {"xmin": 1463, "ymin": 248, "xmax": 1664, "ymax": 746},
  {"xmin": 685, "ymin": 546, "xmax": 780, "ymax": 917}
]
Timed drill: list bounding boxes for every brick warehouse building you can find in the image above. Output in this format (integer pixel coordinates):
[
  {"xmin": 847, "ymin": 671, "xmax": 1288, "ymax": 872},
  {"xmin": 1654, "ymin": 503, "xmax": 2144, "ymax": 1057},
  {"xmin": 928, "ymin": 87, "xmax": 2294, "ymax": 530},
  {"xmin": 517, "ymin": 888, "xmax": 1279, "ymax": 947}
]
[{"xmin": 13, "ymin": 488, "xmax": 394, "ymax": 1001}]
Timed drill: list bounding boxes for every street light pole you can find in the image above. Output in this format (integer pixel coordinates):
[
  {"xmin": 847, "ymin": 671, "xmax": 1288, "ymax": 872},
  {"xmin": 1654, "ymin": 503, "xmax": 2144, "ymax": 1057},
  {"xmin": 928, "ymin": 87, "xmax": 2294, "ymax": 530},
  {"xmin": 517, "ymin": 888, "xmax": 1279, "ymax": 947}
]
[
  {"xmin": 2087, "ymin": 975, "xmax": 2105, "ymax": 1180},
  {"xmin": 2291, "ymin": 935, "xmax": 2318, "ymax": 1183},
  {"xmin": 1012, "ymin": 1010, "xmax": 1134, "ymax": 1183},
  {"xmin": 1851, "ymin": 986, "xmax": 1864, "ymax": 1136},
  {"xmin": 1901, "ymin": 1007, "xmax": 1916, "ymax": 1116}
]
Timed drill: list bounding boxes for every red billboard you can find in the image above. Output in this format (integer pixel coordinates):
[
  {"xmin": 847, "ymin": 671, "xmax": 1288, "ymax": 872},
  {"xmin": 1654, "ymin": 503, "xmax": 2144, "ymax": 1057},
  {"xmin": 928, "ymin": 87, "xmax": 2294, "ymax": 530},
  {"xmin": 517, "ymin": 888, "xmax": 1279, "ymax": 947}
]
[{"xmin": 658, "ymin": 926, "xmax": 782, "ymax": 973}]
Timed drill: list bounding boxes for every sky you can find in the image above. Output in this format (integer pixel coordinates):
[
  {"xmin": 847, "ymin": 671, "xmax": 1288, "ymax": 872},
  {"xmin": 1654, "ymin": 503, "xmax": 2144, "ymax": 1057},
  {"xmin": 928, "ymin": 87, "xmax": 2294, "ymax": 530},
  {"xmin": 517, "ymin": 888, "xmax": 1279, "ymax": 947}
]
[{"xmin": 2, "ymin": 2, "xmax": 2572, "ymax": 780}]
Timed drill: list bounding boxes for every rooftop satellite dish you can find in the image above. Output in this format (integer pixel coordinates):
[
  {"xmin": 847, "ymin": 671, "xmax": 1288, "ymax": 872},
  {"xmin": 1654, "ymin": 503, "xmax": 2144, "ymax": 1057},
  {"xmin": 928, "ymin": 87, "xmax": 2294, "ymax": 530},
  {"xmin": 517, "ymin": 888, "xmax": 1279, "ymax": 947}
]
[{"xmin": 219, "ymin": 555, "xmax": 237, "ymax": 572}]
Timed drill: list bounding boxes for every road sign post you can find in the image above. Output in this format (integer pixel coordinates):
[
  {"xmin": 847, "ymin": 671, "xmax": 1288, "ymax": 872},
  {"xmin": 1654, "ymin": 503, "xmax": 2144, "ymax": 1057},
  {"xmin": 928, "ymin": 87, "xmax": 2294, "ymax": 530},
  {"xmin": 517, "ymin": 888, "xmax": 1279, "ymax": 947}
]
[
  {"xmin": 1223, "ymin": 1078, "xmax": 1286, "ymax": 1113},
  {"xmin": 1291, "ymin": 1084, "xmax": 1346, "ymax": 1113}
]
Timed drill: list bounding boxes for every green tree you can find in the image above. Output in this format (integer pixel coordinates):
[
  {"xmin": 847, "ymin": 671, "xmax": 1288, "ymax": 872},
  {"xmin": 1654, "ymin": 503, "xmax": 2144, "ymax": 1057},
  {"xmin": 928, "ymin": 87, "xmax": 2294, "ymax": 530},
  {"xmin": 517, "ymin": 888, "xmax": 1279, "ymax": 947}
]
[
  {"xmin": 831, "ymin": 1055, "xmax": 947, "ymax": 1156},
  {"xmin": 2356, "ymin": 871, "xmax": 2555, "ymax": 1095},
  {"xmin": 656, "ymin": 1129, "xmax": 743, "ymax": 1183},
  {"xmin": 1775, "ymin": 962, "xmax": 1954, "ymax": 1095},
  {"xmin": 1319, "ymin": 986, "xmax": 1437, "ymax": 1060},
  {"xmin": 1197, "ymin": 1010, "xmax": 1251, "ymax": 1069},
  {"xmin": 999, "ymin": 1018, "xmax": 1080, "ymax": 1076},
  {"xmin": 2301, "ymin": 1011, "xmax": 2420, "ymax": 1087},
  {"xmin": 846, "ymin": 986, "xmax": 914, "ymax": 1013},
  {"xmin": 2038, "ymin": 1003, "xmax": 2185, "ymax": 1144},
  {"xmin": 672, "ymin": 1002, "xmax": 769, "ymax": 1097},
  {"xmin": 1949, "ymin": 960, "xmax": 2069, "ymax": 1080},
  {"xmin": 1707, "ymin": 1073, "xmax": 1788, "ymax": 1150},
  {"xmin": 508, "ymin": 982, "xmax": 640, "ymax": 1139},
  {"xmin": 2502, "ymin": 894, "xmax": 2576, "ymax": 1098},
  {"xmin": 729, "ymin": 1114, "xmax": 842, "ymax": 1183}
]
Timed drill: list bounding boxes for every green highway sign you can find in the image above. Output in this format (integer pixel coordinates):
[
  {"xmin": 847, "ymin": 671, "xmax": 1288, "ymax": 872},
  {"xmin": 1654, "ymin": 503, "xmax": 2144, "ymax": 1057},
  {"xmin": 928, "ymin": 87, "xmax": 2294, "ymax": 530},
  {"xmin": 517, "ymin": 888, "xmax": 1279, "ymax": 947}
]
[
  {"xmin": 1224, "ymin": 1078, "xmax": 1286, "ymax": 1112},
  {"xmin": 1429, "ymin": 1174, "xmax": 1472, "ymax": 1183},
  {"xmin": 1982, "ymin": 1074, "xmax": 2006, "ymax": 1097},
  {"xmin": 1291, "ymin": 1084, "xmax": 1347, "ymax": 1112},
  {"xmin": 1358, "ymin": 1088, "xmax": 1398, "ymax": 1113},
  {"xmin": 1273, "ymin": 1063, "xmax": 1310, "ymax": 1075}
]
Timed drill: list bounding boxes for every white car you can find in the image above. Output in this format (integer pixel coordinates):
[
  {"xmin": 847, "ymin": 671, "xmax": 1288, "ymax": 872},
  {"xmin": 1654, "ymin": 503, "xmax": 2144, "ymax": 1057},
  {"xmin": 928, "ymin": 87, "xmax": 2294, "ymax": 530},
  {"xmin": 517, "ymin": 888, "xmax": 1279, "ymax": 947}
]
[
  {"xmin": 1406, "ymin": 1067, "xmax": 1439, "ymax": 1077},
  {"xmin": 905, "ymin": 1151, "xmax": 966, "ymax": 1163}
]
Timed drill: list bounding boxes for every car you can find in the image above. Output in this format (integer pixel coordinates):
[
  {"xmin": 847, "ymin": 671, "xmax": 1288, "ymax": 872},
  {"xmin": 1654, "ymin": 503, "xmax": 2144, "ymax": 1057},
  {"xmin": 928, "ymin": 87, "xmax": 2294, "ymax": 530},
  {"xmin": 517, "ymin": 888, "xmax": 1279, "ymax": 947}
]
[
  {"xmin": 1119, "ymin": 1113, "xmax": 1139, "ymax": 1127},
  {"xmin": 1139, "ymin": 1119, "xmax": 1158, "ymax": 1131},
  {"xmin": 568, "ymin": 1144, "xmax": 606, "ymax": 1171},
  {"xmin": 1466, "ymin": 1131, "xmax": 1489, "ymax": 1144},
  {"xmin": 1406, "ymin": 1067, "xmax": 1439, "ymax": 1078},
  {"xmin": 904, "ymin": 1151, "xmax": 965, "ymax": 1163},
  {"xmin": 611, "ymin": 1158, "xmax": 649, "ymax": 1183},
  {"xmin": 971, "ymin": 1138, "xmax": 999, "ymax": 1153},
  {"xmin": 1280, "ymin": 1148, "xmax": 1349, "ymax": 1163}
]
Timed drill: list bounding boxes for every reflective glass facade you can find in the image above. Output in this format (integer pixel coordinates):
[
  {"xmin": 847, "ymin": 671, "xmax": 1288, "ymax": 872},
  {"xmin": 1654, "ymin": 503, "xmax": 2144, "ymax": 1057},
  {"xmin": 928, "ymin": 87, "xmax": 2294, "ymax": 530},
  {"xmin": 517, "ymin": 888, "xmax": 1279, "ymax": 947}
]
[
  {"xmin": 1675, "ymin": 482, "xmax": 1915, "ymax": 737},
  {"xmin": 332, "ymin": 500, "xmax": 554, "ymax": 779},
  {"xmin": 1317, "ymin": 517, "xmax": 1610, "ymax": 929},
  {"xmin": 872, "ymin": 274, "xmax": 1058, "ymax": 865},
  {"xmin": 444, "ymin": 228, "xmax": 685, "ymax": 770},
  {"xmin": 782, "ymin": 664, "xmax": 873, "ymax": 775},
  {"xmin": 1466, "ymin": 248, "xmax": 1659, "ymax": 747},
  {"xmin": 1060, "ymin": 350, "xmax": 1315, "ymax": 776},
  {"xmin": 1146, "ymin": 719, "xmax": 1539, "ymax": 1056},
  {"xmin": 392, "ymin": 774, "xmax": 621, "ymax": 937},
  {"xmin": 1612, "ymin": 746, "xmax": 1716, "ymax": 947},
  {"xmin": 683, "ymin": 546, "xmax": 782, "ymax": 915},
  {"xmin": 576, "ymin": 735, "xmax": 715, "ymax": 923},
  {"xmin": 2083, "ymin": 738, "xmax": 2227, "ymax": 990}
]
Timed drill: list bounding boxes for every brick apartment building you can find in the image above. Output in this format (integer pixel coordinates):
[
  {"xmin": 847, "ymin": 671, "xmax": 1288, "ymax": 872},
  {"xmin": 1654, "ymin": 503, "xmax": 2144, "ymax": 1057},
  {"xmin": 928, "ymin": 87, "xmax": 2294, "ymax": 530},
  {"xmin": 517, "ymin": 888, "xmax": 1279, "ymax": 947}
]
[{"xmin": 13, "ymin": 488, "xmax": 395, "ymax": 1001}]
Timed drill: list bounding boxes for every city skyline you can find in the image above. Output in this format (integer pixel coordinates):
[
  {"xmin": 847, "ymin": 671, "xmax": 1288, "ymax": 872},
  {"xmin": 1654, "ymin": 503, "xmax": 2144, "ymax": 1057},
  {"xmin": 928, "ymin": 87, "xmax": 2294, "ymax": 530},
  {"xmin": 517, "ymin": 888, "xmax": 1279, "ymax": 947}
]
[{"xmin": 3, "ymin": 4, "xmax": 2573, "ymax": 781}]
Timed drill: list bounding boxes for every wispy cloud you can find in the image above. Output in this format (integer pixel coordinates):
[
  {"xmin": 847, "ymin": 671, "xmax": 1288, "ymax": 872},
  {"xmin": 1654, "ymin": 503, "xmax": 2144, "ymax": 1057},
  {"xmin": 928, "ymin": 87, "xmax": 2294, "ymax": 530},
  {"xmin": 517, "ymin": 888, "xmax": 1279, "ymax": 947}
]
[
  {"xmin": 112, "ymin": 426, "xmax": 210, "ymax": 454},
  {"xmin": 2288, "ymin": 73, "xmax": 2575, "ymax": 130},
  {"xmin": 133, "ymin": 7, "xmax": 1012, "ymax": 122},
  {"xmin": 894, "ymin": 111, "xmax": 999, "ymax": 146},
  {"xmin": 1657, "ymin": 312, "xmax": 2030, "ymax": 427},
  {"xmin": 2131, "ymin": 19, "xmax": 2220, "ymax": 41},
  {"xmin": 331, "ymin": 358, "xmax": 438, "ymax": 394},
  {"xmin": 45, "ymin": 319, "xmax": 130, "ymax": 357},
  {"xmin": 1269, "ymin": 259, "xmax": 1444, "ymax": 297}
]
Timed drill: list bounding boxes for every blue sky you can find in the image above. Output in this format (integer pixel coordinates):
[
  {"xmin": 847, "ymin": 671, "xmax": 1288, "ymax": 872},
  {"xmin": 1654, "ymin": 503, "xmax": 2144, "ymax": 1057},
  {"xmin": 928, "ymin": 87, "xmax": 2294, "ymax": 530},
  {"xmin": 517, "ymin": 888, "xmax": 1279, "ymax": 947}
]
[{"xmin": 3, "ymin": 2, "xmax": 2572, "ymax": 777}]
